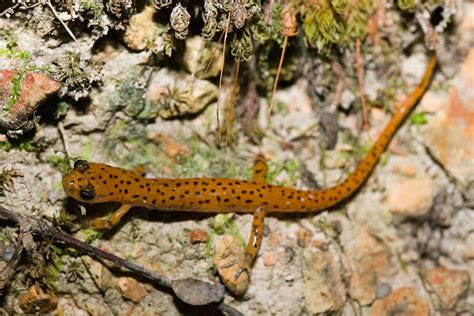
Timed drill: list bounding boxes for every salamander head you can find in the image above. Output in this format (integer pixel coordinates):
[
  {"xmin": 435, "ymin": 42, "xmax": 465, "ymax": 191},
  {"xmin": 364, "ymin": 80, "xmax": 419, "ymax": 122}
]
[{"xmin": 62, "ymin": 160, "xmax": 119, "ymax": 203}]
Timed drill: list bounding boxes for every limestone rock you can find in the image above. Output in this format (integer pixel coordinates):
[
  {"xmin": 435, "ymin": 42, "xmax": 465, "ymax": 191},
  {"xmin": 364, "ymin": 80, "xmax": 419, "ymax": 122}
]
[
  {"xmin": 301, "ymin": 250, "xmax": 345, "ymax": 314},
  {"xmin": 421, "ymin": 267, "xmax": 470, "ymax": 311}
]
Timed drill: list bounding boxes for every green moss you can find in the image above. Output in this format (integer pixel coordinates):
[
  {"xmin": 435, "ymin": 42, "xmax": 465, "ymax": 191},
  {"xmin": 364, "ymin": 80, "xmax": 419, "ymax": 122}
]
[
  {"xmin": 205, "ymin": 213, "xmax": 245, "ymax": 257},
  {"xmin": 410, "ymin": 112, "xmax": 428, "ymax": 126},
  {"xmin": 267, "ymin": 158, "xmax": 301, "ymax": 186},
  {"xmin": 397, "ymin": 0, "xmax": 417, "ymax": 11},
  {"xmin": 0, "ymin": 139, "xmax": 37, "ymax": 152},
  {"xmin": 0, "ymin": 38, "xmax": 33, "ymax": 113},
  {"xmin": 47, "ymin": 154, "xmax": 70, "ymax": 175}
]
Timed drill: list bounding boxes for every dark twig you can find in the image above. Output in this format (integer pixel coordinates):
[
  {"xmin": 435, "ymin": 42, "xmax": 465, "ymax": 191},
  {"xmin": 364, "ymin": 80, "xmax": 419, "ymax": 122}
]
[{"xmin": 0, "ymin": 205, "xmax": 242, "ymax": 315}]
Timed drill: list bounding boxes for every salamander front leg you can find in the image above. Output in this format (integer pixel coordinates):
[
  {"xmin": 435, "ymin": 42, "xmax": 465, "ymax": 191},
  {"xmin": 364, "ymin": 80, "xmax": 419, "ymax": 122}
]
[
  {"xmin": 89, "ymin": 204, "xmax": 132, "ymax": 229},
  {"xmin": 235, "ymin": 207, "xmax": 266, "ymax": 280},
  {"xmin": 131, "ymin": 165, "xmax": 146, "ymax": 177},
  {"xmin": 253, "ymin": 154, "xmax": 268, "ymax": 182}
]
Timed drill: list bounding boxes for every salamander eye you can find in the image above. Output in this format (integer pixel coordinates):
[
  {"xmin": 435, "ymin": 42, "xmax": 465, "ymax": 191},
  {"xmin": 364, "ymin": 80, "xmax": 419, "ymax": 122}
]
[
  {"xmin": 80, "ymin": 186, "xmax": 96, "ymax": 200},
  {"xmin": 74, "ymin": 160, "xmax": 90, "ymax": 172}
]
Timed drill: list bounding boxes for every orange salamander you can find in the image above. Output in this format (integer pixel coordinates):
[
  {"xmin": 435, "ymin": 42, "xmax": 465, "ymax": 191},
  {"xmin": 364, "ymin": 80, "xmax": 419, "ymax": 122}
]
[{"xmin": 62, "ymin": 55, "xmax": 437, "ymax": 289}]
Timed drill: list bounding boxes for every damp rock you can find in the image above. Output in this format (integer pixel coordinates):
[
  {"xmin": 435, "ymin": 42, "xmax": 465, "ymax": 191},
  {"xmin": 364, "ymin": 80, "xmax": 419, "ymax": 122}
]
[
  {"xmin": 421, "ymin": 267, "xmax": 470, "ymax": 311},
  {"xmin": 123, "ymin": 5, "xmax": 160, "ymax": 51},
  {"xmin": 19, "ymin": 285, "xmax": 58, "ymax": 314},
  {"xmin": 171, "ymin": 278, "xmax": 224, "ymax": 306},
  {"xmin": 0, "ymin": 70, "xmax": 61, "ymax": 131},
  {"xmin": 423, "ymin": 48, "xmax": 474, "ymax": 191},
  {"xmin": 117, "ymin": 277, "xmax": 148, "ymax": 303},
  {"xmin": 342, "ymin": 226, "xmax": 395, "ymax": 305},
  {"xmin": 301, "ymin": 250, "xmax": 346, "ymax": 314},
  {"xmin": 213, "ymin": 236, "xmax": 249, "ymax": 296},
  {"xmin": 371, "ymin": 287, "xmax": 429, "ymax": 316},
  {"xmin": 387, "ymin": 178, "xmax": 437, "ymax": 218},
  {"xmin": 182, "ymin": 36, "xmax": 223, "ymax": 79},
  {"xmin": 146, "ymin": 69, "xmax": 218, "ymax": 119}
]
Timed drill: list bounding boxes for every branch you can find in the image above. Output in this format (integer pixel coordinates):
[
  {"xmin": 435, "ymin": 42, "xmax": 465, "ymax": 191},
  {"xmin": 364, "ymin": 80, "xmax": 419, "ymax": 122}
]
[{"xmin": 0, "ymin": 205, "xmax": 242, "ymax": 315}]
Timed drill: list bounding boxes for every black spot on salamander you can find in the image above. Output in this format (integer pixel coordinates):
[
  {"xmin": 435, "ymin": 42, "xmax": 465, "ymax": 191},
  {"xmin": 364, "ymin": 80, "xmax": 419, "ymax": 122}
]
[
  {"xmin": 217, "ymin": 182, "xmax": 222, "ymax": 186},
  {"xmin": 205, "ymin": 199, "xmax": 210, "ymax": 203},
  {"xmin": 185, "ymin": 181, "xmax": 189, "ymax": 185},
  {"xmin": 170, "ymin": 196, "xmax": 175, "ymax": 200},
  {"xmin": 245, "ymin": 199, "xmax": 252, "ymax": 204},
  {"xmin": 152, "ymin": 199, "xmax": 156, "ymax": 204},
  {"xmin": 146, "ymin": 183, "xmax": 150, "ymax": 187},
  {"xmin": 259, "ymin": 194, "xmax": 263, "ymax": 198},
  {"xmin": 135, "ymin": 178, "xmax": 140, "ymax": 182},
  {"xmin": 147, "ymin": 188, "xmax": 151, "ymax": 192},
  {"xmin": 114, "ymin": 184, "xmax": 118, "ymax": 188},
  {"xmin": 176, "ymin": 182, "xmax": 181, "ymax": 187},
  {"xmin": 273, "ymin": 205, "xmax": 278, "ymax": 209},
  {"xmin": 124, "ymin": 189, "xmax": 128, "ymax": 194},
  {"xmin": 236, "ymin": 196, "xmax": 241, "ymax": 200},
  {"xmin": 109, "ymin": 174, "xmax": 113, "ymax": 179},
  {"xmin": 249, "ymin": 191, "xmax": 254, "ymax": 195},
  {"xmin": 102, "ymin": 180, "xmax": 107, "ymax": 185},
  {"xmin": 263, "ymin": 201, "xmax": 269, "ymax": 205},
  {"xmin": 91, "ymin": 177, "xmax": 95, "ymax": 180},
  {"xmin": 132, "ymin": 194, "xmax": 139, "ymax": 198},
  {"xmin": 120, "ymin": 180, "xmax": 124, "ymax": 184},
  {"xmin": 113, "ymin": 175, "xmax": 118, "ymax": 179},
  {"xmin": 109, "ymin": 192, "xmax": 113, "ymax": 196},
  {"xmin": 195, "ymin": 191, "xmax": 201, "ymax": 196},
  {"xmin": 156, "ymin": 189, "xmax": 161, "ymax": 193},
  {"xmin": 162, "ymin": 199, "xmax": 165, "ymax": 203},
  {"xmin": 211, "ymin": 189, "xmax": 216, "ymax": 193},
  {"xmin": 164, "ymin": 183, "xmax": 169, "ymax": 187},
  {"xmin": 224, "ymin": 198, "xmax": 229, "ymax": 202},
  {"xmin": 241, "ymin": 190, "xmax": 247, "ymax": 194},
  {"xmin": 288, "ymin": 195, "xmax": 294, "ymax": 199},
  {"xmin": 126, "ymin": 181, "xmax": 131, "ymax": 185},
  {"xmin": 185, "ymin": 190, "xmax": 189, "ymax": 194},
  {"xmin": 231, "ymin": 189, "xmax": 236, "ymax": 194},
  {"xmin": 193, "ymin": 181, "xmax": 198, "ymax": 185},
  {"xmin": 180, "ymin": 194, "xmax": 184, "ymax": 198},
  {"xmin": 119, "ymin": 189, "xmax": 123, "ymax": 193},
  {"xmin": 203, "ymin": 188, "xmax": 207, "ymax": 192},
  {"xmin": 217, "ymin": 196, "xmax": 221, "ymax": 202}
]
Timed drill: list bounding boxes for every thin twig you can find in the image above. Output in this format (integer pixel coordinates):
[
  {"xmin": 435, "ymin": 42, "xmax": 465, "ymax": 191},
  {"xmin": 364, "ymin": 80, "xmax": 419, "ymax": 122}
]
[
  {"xmin": 0, "ymin": 3, "xmax": 19, "ymax": 17},
  {"xmin": 46, "ymin": 0, "xmax": 77, "ymax": 42},
  {"xmin": 216, "ymin": 12, "xmax": 231, "ymax": 137},
  {"xmin": 0, "ymin": 205, "xmax": 242, "ymax": 315},
  {"xmin": 355, "ymin": 39, "xmax": 368, "ymax": 131},
  {"xmin": 57, "ymin": 122, "xmax": 71, "ymax": 158},
  {"xmin": 268, "ymin": 35, "xmax": 288, "ymax": 117}
]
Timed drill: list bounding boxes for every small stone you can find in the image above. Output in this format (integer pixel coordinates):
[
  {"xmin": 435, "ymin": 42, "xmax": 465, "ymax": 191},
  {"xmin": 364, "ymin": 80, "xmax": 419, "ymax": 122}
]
[
  {"xmin": 421, "ymin": 267, "xmax": 470, "ymax": 310},
  {"xmin": 423, "ymin": 48, "xmax": 474, "ymax": 190},
  {"xmin": 392, "ymin": 163, "xmax": 417, "ymax": 177},
  {"xmin": 301, "ymin": 250, "xmax": 346, "ymax": 314},
  {"xmin": 146, "ymin": 71, "xmax": 218, "ymax": 119},
  {"xmin": 296, "ymin": 228, "xmax": 312, "ymax": 248},
  {"xmin": 388, "ymin": 178, "xmax": 436, "ymax": 218},
  {"xmin": 123, "ymin": 5, "xmax": 159, "ymax": 51},
  {"xmin": 213, "ymin": 236, "xmax": 249, "ymax": 295},
  {"xmin": 376, "ymin": 282, "xmax": 392, "ymax": 299},
  {"xmin": 117, "ymin": 277, "xmax": 148, "ymax": 303},
  {"xmin": 187, "ymin": 229, "xmax": 209, "ymax": 244},
  {"xmin": 160, "ymin": 134, "xmax": 190, "ymax": 159},
  {"xmin": 268, "ymin": 232, "xmax": 282, "ymax": 246},
  {"xmin": 344, "ymin": 227, "xmax": 394, "ymax": 305},
  {"xmin": 371, "ymin": 287, "xmax": 429, "ymax": 316},
  {"xmin": 182, "ymin": 36, "xmax": 223, "ymax": 79},
  {"xmin": 262, "ymin": 251, "xmax": 277, "ymax": 266},
  {"xmin": 0, "ymin": 70, "xmax": 61, "ymax": 127},
  {"xmin": 19, "ymin": 285, "xmax": 58, "ymax": 314}
]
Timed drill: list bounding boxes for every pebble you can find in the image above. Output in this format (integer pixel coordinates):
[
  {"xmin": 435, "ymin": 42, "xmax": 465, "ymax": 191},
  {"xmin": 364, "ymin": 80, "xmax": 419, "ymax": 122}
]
[
  {"xmin": 388, "ymin": 178, "xmax": 437, "ymax": 218},
  {"xmin": 117, "ymin": 277, "xmax": 148, "ymax": 303},
  {"xmin": 187, "ymin": 229, "xmax": 209, "ymax": 244},
  {"xmin": 421, "ymin": 267, "xmax": 470, "ymax": 310},
  {"xmin": 371, "ymin": 287, "xmax": 429, "ymax": 316}
]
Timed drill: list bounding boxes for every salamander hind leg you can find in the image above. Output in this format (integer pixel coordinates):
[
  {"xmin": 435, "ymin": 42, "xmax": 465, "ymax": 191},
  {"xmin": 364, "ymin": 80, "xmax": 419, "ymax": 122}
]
[
  {"xmin": 90, "ymin": 204, "xmax": 132, "ymax": 229},
  {"xmin": 236, "ymin": 207, "xmax": 266, "ymax": 279},
  {"xmin": 252, "ymin": 154, "xmax": 268, "ymax": 182}
]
